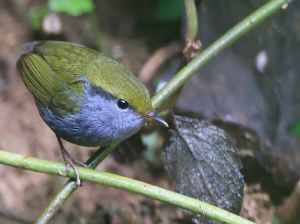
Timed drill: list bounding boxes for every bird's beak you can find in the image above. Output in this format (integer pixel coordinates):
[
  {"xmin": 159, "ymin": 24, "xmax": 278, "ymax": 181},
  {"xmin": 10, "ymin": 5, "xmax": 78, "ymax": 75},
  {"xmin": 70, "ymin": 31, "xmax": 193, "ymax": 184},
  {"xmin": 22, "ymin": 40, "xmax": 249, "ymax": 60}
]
[{"xmin": 140, "ymin": 111, "xmax": 169, "ymax": 127}]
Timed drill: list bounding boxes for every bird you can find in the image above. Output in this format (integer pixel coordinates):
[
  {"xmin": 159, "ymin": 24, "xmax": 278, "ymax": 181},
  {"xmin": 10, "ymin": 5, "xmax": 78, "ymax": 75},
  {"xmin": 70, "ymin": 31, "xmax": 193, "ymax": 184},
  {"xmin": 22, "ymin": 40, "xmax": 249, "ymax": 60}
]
[{"xmin": 16, "ymin": 41, "xmax": 168, "ymax": 185}]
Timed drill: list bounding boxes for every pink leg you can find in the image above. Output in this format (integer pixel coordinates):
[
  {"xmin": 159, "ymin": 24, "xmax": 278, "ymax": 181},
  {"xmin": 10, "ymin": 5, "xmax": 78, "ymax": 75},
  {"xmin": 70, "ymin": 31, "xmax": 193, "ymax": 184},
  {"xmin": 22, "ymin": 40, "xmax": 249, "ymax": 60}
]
[{"xmin": 56, "ymin": 135, "xmax": 87, "ymax": 186}]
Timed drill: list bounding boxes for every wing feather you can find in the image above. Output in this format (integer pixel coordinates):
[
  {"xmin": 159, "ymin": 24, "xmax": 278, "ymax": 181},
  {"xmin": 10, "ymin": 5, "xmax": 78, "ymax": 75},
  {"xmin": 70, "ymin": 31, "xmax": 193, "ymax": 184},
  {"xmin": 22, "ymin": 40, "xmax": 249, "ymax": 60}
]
[
  {"xmin": 17, "ymin": 45, "xmax": 85, "ymax": 117},
  {"xmin": 17, "ymin": 53, "xmax": 54, "ymax": 107}
]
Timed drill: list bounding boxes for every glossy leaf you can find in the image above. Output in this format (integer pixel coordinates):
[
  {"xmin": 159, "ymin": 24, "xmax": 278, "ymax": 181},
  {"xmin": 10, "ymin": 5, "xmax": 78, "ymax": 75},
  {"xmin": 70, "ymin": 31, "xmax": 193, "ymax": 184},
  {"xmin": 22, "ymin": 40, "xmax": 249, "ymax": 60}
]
[{"xmin": 162, "ymin": 115, "xmax": 244, "ymax": 223}]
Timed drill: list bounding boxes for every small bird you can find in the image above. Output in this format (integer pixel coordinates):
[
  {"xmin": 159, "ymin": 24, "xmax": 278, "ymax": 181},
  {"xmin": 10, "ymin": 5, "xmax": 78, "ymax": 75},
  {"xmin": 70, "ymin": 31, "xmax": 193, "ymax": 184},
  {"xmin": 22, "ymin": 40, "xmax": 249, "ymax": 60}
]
[{"xmin": 16, "ymin": 41, "xmax": 168, "ymax": 185}]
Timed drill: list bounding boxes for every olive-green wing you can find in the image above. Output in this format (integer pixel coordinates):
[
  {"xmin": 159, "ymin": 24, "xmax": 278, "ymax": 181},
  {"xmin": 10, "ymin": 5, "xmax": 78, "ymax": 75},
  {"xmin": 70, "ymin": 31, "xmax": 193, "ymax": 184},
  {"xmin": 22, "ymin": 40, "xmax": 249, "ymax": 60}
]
[
  {"xmin": 16, "ymin": 43, "xmax": 85, "ymax": 117},
  {"xmin": 17, "ymin": 53, "xmax": 55, "ymax": 108},
  {"xmin": 18, "ymin": 41, "xmax": 153, "ymax": 116}
]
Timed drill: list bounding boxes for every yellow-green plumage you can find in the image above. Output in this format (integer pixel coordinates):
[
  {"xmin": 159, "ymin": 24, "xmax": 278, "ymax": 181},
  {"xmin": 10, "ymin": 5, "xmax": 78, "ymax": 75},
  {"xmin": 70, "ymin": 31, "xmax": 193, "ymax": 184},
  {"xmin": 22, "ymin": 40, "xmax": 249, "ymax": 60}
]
[
  {"xmin": 16, "ymin": 40, "xmax": 164, "ymax": 147},
  {"xmin": 17, "ymin": 41, "xmax": 153, "ymax": 117},
  {"xmin": 18, "ymin": 53, "xmax": 54, "ymax": 104},
  {"xmin": 16, "ymin": 41, "xmax": 167, "ymax": 185}
]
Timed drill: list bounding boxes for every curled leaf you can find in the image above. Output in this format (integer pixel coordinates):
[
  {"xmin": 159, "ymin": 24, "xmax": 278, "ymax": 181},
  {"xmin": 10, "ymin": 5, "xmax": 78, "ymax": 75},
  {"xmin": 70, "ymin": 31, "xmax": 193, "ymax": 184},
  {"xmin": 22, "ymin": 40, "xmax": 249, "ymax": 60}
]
[{"xmin": 162, "ymin": 115, "xmax": 244, "ymax": 223}]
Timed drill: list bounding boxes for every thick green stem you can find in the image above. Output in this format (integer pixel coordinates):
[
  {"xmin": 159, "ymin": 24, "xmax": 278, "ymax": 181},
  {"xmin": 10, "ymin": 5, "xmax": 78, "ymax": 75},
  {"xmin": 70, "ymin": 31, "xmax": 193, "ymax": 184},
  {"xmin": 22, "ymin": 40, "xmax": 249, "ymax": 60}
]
[
  {"xmin": 20, "ymin": 0, "xmax": 289, "ymax": 222},
  {"xmin": 184, "ymin": 0, "xmax": 198, "ymax": 40},
  {"xmin": 152, "ymin": 0, "xmax": 289, "ymax": 109},
  {"xmin": 35, "ymin": 142, "xmax": 119, "ymax": 224},
  {"xmin": 0, "ymin": 150, "xmax": 254, "ymax": 224}
]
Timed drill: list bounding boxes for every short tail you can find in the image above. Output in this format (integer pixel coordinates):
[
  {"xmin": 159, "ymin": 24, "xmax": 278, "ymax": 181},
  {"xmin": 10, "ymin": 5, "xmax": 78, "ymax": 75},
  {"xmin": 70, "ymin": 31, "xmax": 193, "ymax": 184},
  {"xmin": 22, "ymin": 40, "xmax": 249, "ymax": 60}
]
[{"xmin": 20, "ymin": 41, "xmax": 44, "ymax": 52}]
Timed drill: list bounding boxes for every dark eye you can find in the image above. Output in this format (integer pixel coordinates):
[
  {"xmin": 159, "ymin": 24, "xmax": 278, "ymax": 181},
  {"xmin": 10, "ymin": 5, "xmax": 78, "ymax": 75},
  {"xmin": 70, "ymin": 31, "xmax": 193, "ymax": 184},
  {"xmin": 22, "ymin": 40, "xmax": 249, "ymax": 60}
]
[{"xmin": 117, "ymin": 99, "xmax": 129, "ymax": 109}]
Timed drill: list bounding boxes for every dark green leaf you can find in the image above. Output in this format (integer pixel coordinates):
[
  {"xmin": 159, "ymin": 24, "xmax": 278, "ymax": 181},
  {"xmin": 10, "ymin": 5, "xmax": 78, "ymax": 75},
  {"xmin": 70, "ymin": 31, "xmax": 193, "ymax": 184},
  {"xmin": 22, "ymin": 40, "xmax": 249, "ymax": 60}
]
[
  {"xmin": 48, "ymin": 0, "xmax": 94, "ymax": 16},
  {"xmin": 162, "ymin": 115, "xmax": 244, "ymax": 224}
]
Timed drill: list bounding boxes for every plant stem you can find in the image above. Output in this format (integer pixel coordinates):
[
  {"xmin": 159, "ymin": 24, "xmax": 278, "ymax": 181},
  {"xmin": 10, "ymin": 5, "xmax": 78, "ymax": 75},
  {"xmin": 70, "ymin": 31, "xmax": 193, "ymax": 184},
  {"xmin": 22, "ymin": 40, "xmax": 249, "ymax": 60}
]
[
  {"xmin": 22, "ymin": 0, "xmax": 289, "ymax": 222},
  {"xmin": 0, "ymin": 150, "xmax": 255, "ymax": 224},
  {"xmin": 152, "ymin": 0, "xmax": 290, "ymax": 110},
  {"xmin": 36, "ymin": 142, "xmax": 119, "ymax": 224},
  {"xmin": 184, "ymin": 0, "xmax": 198, "ymax": 40}
]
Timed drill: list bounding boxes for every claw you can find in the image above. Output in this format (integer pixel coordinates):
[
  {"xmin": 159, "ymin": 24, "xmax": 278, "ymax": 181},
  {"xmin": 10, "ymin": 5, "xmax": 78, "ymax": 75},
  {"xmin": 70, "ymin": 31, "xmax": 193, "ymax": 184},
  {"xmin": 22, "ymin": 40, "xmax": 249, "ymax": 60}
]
[
  {"xmin": 58, "ymin": 163, "xmax": 70, "ymax": 176},
  {"xmin": 56, "ymin": 135, "xmax": 85, "ymax": 186}
]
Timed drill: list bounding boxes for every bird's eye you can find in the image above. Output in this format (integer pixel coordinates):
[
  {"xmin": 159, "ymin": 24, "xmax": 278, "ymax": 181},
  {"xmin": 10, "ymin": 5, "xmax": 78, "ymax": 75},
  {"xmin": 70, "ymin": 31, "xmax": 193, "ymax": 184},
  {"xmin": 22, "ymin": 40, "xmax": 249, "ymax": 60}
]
[{"xmin": 117, "ymin": 99, "xmax": 129, "ymax": 109}]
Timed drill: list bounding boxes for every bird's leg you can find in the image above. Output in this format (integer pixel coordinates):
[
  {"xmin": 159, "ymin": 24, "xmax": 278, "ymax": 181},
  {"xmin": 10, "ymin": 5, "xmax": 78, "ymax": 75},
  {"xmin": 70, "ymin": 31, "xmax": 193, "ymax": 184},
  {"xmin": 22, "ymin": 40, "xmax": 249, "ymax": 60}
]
[{"xmin": 56, "ymin": 135, "xmax": 87, "ymax": 186}]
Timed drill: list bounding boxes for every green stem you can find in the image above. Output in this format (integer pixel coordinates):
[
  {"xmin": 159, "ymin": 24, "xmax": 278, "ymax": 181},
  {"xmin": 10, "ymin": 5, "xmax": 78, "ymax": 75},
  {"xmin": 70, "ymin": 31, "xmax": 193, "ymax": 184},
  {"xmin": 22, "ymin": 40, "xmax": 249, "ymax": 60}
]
[
  {"xmin": 35, "ymin": 142, "xmax": 119, "ymax": 224},
  {"xmin": 152, "ymin": 0, "xmax": 289, "ymax": 109},
  {"xmin": 0, "ymin": 150, "xmax": 255, "ymax": 224},
  {"xmin": 29, "ymin": 0, "xmax": 289, "ymax": 222},
  {"xmin": 184, "ymin": 0, "xmax": 198, "ymax": 40}
]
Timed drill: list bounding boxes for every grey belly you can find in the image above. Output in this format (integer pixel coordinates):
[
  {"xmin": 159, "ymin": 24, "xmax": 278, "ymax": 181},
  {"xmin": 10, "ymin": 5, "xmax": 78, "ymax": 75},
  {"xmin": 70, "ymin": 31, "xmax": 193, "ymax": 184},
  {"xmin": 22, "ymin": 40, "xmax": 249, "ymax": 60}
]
[
  {"xmin": 37, "ymin": 106, "xmax": 143, "ymax": 147},
  {"xmin": 38, "ymin": 108, "xmax": 116, "ymax": 147}
]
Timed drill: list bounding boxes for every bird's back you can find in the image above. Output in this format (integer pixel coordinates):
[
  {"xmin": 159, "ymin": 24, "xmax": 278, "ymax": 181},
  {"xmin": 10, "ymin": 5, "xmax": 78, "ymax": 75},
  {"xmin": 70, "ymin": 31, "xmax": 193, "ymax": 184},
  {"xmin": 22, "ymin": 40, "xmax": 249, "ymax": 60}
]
[{"xmin": 18, "ymin": 41, "xmax": 152, "ymax": 115}]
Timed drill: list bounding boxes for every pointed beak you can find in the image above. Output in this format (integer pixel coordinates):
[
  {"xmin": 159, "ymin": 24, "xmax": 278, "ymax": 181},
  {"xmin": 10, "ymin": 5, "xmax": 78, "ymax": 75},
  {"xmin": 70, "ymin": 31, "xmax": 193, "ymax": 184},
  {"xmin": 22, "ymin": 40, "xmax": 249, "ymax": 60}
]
[{"xmin": 140, "ymin": 111, "xmax": 169, "ymax": 127}]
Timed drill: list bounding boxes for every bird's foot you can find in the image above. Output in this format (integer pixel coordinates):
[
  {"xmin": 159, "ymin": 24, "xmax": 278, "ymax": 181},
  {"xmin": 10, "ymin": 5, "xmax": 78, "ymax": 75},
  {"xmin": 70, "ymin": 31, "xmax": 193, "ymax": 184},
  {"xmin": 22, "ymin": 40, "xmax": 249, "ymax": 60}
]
[
  {"xmin": 58, "ymin": 153, "xmax": 86, "ymax": 186},
  {"xmin": 56, "ymin": 136, "xmax": 87, "ymax": 186},
  {"xmin": 73, "ymin": 159, "xmax": 88, "ymax": 168}
]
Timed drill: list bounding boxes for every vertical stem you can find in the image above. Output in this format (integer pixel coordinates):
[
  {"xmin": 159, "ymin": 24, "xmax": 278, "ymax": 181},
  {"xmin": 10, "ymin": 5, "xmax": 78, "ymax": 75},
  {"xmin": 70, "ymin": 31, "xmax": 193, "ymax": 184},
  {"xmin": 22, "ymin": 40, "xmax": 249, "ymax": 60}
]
[
  {"xmin": 152, "ymin": 0, "xmax": 289, "ymax": 110},
  {"xmin": 184, "ymin": 0, "xmax": 198, "ymax": 40}
]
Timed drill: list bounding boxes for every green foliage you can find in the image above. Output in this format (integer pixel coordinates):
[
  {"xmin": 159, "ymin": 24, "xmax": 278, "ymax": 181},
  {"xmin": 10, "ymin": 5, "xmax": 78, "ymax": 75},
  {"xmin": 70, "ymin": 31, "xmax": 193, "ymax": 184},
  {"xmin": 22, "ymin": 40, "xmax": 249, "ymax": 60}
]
[
  {"xmin": 28, "ymin": 0, "xmax": 95, "ymax": 30},
  {"xmin": 29, "ymin": 6, "xmax": 49, "ymax": 30},
  {"xmin": 48, "ymin": 0, "xmax": 94, "ymax": 16},
  {"xmin": 155, "ymin": 0, "xmax": 185, "ymax": 21},
  {"xmin": 271, "ymin": 217, "xmax": 283, "ymax": 224},
  {"xmin": 288, "ymin": 119, "xmax": 300, "ymax": 138}
]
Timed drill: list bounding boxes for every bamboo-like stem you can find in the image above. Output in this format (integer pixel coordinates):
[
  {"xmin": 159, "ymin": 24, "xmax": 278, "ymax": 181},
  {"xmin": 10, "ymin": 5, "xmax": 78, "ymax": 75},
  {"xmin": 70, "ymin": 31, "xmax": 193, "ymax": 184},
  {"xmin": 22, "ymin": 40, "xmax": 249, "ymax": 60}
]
[
  {"xmin": 0, "ymin": 150, "xmax": 255, "ymax": 224},
  {"xmin": 36, "ymin": 142, "xmax": 119, "ymax": 224},
  {"xmin": 152, "ymin": 0, "xmax": 289, "ymax": 109},
  {"xmin": 184, "ymin": 0, "xmax": 198, "ymax": 40},
  {"xmin": 15, "ymin": 0, "xmax": 290, "ymax": 223}
]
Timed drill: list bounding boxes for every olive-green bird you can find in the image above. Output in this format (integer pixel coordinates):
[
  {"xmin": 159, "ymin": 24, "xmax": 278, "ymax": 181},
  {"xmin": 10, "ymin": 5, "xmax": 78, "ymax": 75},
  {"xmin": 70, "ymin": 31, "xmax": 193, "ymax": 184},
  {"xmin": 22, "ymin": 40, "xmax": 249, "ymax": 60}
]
[{"xmin": 17, "ymin": 41, "xmax": 168, "ymax": 185}]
